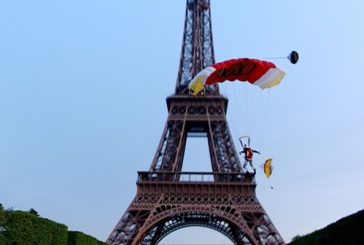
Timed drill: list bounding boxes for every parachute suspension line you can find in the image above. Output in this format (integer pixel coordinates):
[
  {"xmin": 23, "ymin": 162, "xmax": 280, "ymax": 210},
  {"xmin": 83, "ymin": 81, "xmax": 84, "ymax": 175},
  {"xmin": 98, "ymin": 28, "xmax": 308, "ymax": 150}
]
[
  {"xmin": 220, "ymin": 83, "xmax": 272, "ymax": 160},
  {"xmin": 218, "ymin": 83, "xmax": 236, "ymax": 138},
  {"xmin": 226, "ymin": 83, "xmax": 253, "ymax": 146},
  {"xmin": 264, "ymin": 50, "xmax": 299, "ymax": 64},
  {"xmin": 231, "ymin": 83, "xmax": 244, "ymax": 139},
  {"xmin": 244, "ymin": 85, "xmax": 260, "ymax": 139},
  {"xmin": 244, "ymin": 85, "xmax": 252, "ymax": 135},
  {"xmin": 217, "ymin": 83, "xmax": 245, "ymax": 155},
  {"xmin": 187, "ymin": 57, "xmax": 287, "ymax": 155},
  {"xmin": 257, "ymin": 89, "xmax": 271, "ymax": 150},
  {"xmin": 230, "ymin": 84, "xmax": 262, "ymax": 155},
  {"xmin": 224, "ymin": 83, "xmax": 260, "ymax": 150}
]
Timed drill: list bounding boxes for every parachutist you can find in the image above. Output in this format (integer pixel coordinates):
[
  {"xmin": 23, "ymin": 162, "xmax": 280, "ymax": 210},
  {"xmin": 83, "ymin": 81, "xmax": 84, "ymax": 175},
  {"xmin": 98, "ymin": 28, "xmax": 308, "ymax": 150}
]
[{"xmin": 240, "ymin": 144, "xmax": 260, "ymax": 172}]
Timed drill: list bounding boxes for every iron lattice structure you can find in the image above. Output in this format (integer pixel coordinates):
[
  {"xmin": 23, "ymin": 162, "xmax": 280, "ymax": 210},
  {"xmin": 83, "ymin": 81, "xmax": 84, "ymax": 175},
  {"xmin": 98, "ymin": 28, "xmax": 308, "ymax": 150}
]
[{"xmin": 107, "ymin": 0, "xmax": 284, "ymax": 244}]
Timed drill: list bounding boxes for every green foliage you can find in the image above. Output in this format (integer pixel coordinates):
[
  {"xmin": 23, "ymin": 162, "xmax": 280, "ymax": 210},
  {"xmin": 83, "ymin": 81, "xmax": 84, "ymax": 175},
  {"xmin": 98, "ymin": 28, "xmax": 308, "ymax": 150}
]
[
  {"xmin": 68, "ymin": 231, "xmax": 107, "ymax": 245},
  {"xmin": 0, "ymin": 205, "xmax": 5, "ymax": 223},
  {"xmin": 1, "ymin": 210, "xmax": 68, "ymax": 245},
  {"xmin": 288, "ymin": 209, "xmax": 364, "ymax": 245},
  {"xmin": 0, "ymin": 206, "xmax": 107, "ymax": 245},
  {"xmin": 0, "ymin": 205, "xmax": 6, "ymax": 244},
  {"xmin": 28, "ymin": 208, "xmax": 39, "ymax": 217},
  {"xmin": 291, "ymin": 235, "xmax": 301, "ymax": 241}
]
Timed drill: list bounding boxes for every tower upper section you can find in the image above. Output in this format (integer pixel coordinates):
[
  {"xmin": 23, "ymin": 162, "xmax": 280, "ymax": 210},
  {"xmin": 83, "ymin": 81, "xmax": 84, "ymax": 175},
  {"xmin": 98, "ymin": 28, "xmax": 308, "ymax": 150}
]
[{"xmin": 174, "ymin": 0, "xmax": 219, "ymax": 95}]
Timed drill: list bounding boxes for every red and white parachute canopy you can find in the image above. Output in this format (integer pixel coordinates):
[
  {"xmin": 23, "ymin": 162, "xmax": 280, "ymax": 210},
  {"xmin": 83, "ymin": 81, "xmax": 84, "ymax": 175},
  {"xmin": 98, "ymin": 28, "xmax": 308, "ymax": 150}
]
[{"xmin": 188, "ymin": 58, "xmax": 286, "ymax": 95}]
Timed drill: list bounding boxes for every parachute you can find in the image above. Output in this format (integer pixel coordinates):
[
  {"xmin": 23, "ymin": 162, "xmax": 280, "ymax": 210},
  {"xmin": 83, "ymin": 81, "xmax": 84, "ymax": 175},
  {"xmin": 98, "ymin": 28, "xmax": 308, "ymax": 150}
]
[
  {"xmin": 288, "ymin": 50, "xmax": 299, "ymax": 64},
  {"xmin": 188, "ymin": 58, "xmax": 286, "ymax": 95},
  {"xmin": 263, "ymin": 158, "xmax": 273, "ymax": 178}
]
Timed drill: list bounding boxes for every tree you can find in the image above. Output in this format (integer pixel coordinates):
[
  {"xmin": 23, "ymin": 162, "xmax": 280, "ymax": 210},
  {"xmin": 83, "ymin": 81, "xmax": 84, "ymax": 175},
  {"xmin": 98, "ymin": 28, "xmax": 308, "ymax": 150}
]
[
  {"xmin": 29, "ymin": 208, "xmax": 39, "ymax": 216},
  {"xmin": 291, "ymin": 234, "xmax": 301, "ymax": 241}
]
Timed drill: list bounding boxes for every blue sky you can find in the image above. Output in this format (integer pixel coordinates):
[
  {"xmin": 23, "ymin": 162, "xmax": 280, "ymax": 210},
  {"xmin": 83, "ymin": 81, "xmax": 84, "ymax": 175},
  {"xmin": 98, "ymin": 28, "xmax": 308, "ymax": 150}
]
[{"xmin": 1, "ymin": 0, "xmax": 364, "ymax": 243}]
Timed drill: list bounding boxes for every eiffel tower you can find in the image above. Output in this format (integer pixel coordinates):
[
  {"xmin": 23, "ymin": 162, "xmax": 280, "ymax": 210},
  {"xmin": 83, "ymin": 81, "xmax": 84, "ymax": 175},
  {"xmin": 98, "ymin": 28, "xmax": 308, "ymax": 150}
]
[{"xmin": 107, "ymin": 0, "xmax": 284, "ymax": 244}]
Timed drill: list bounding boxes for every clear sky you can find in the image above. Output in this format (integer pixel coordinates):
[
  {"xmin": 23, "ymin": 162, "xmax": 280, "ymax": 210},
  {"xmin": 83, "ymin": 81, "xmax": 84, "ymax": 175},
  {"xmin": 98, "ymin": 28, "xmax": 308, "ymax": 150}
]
[{"xmin": 1, "ymin": 0, "xmax": 364, "ymax": 243}]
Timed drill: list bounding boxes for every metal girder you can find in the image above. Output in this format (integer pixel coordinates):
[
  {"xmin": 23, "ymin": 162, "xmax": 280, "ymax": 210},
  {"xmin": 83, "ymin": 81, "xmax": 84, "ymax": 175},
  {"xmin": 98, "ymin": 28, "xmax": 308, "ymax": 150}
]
[
  {"xmin": 175, "ymin": 0, "xmax": 218, "ymax": 95},
  {"xmin": 150, "ymin": 95, "xmax": 241, "ymax": 174},
  {"xmin": 107, "ymin": 173, "xmax": 283, "ymax": 244}
]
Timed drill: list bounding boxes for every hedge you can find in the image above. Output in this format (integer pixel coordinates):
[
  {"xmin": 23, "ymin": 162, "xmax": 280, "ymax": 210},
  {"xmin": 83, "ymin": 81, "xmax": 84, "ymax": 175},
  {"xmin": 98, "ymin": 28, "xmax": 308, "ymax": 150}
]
[
  {"xmin": 0, "ymin": 210, "xmax": 68, "ymax": 245},
  {"xmin": 0, "ymin": 208, "xmax": 107, "ymax": 245},
  {"xmin": 68, "ymin": 231, "xmax": 107, "ymax": 245}
]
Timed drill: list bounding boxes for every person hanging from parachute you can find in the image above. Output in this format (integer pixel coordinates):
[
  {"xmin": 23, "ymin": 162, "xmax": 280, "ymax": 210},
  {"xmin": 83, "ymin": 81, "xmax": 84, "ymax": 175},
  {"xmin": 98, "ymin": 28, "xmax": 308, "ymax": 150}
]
[
  {"xmin": 187, "ymin": 52, "xmax": 299, "ymax": 175},
  {"xmin": 238, "ymin": 136, "xmax": 260, "ymax": 173}
]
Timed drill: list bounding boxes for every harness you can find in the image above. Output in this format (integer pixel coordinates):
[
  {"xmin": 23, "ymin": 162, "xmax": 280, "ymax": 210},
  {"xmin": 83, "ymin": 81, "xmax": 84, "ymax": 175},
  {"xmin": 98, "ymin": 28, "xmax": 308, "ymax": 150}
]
[{"xmin": 245, "ymin": 148, "xmax": 253, "ymax": 161}]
